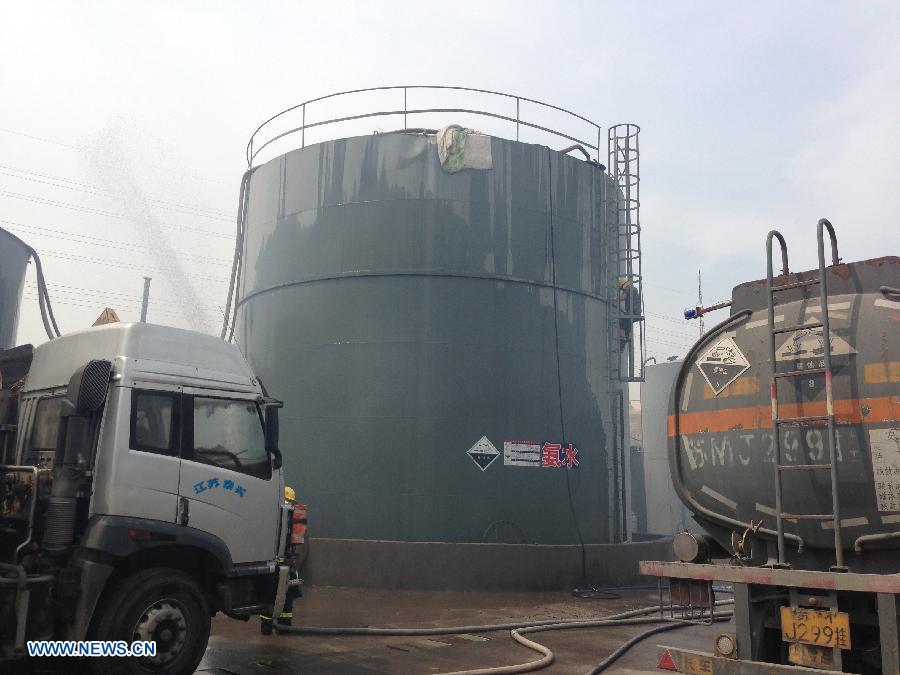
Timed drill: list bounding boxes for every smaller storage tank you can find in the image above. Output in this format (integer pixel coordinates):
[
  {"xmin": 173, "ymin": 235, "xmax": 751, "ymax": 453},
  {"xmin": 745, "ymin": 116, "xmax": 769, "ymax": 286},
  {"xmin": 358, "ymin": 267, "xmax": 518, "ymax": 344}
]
[
  {"xmin": 0, "ymin": 230, "xmax": 30, "ymax": 350},
  {"xmin": 641, "ymin": 361, "xmax": 700, "ymax": 536}
]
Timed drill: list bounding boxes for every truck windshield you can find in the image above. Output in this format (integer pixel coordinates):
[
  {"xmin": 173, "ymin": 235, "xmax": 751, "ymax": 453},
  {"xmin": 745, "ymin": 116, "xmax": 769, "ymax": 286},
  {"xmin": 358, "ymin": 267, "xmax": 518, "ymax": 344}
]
[{"xmin": 192, "ymin": 397, "xmax": 270, "ymax": 480}]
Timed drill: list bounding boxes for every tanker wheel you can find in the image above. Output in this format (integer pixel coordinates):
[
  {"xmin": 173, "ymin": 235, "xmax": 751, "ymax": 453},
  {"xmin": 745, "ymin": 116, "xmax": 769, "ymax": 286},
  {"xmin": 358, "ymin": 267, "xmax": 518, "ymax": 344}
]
[{"xmin": 89, "ymin": 567, "xmax": 210, "ymax": 675}]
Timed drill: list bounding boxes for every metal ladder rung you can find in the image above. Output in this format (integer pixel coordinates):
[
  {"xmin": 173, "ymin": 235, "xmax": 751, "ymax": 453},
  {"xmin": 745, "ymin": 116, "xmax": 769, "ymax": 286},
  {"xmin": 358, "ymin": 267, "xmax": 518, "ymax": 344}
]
[
  {"xmin": 777, "ymin": 463, "xmax": 833, "ymax": 471},
  {"xmin": 781, "ymin": 514, "xmax": 834, "ymax": 522},
  {"xmin": 771, "ymin": 278, "xmax": 819, "ymax": 292},
  {"xmin": 773, "ymin": 367, "xmax": 826, "ymax": 379},
  {"xmin": 772, "ymin": 321, "xmax": 823, "ymax": 335},
  {"xmin": 775, "ymin": 415, "xmax": 830, "ymax": 424}
]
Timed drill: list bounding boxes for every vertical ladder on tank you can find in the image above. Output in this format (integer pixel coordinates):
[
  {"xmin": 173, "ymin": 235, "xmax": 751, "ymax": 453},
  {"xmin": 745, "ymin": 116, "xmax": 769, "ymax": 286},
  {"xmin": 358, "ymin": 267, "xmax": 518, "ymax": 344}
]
[
  {"xmin": 607, "ymin": 124, "xmax": 646, "ymax": 383},
  {"xmin": 765, "ymin": 219, "xmax": 845, "ymax": 570},
  {"xmin": 600, "ymin": 147, "xmax": 622, "ymax": 543}
]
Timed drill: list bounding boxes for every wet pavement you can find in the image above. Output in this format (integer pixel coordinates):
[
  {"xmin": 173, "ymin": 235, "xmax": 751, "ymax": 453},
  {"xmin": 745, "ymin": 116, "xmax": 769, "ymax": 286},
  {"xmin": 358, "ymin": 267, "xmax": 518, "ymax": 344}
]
[{"xmin": 200, "ymin": 586, "xmax": 727, "ymax": 674}]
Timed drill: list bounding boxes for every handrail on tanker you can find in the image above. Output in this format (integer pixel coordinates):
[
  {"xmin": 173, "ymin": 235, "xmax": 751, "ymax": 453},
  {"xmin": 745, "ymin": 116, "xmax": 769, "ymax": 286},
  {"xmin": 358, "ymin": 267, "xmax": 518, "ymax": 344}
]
[
  {"xmin": 817, "ymin": 218, "xmax": 840, "ymax": 267},
  {"xmin": 246, "ymin": 85, "xmax": 603, "ymax": 167},
  {"xmin": 766, "ymin": 230, "xmax": 789, "ymax": 278}
]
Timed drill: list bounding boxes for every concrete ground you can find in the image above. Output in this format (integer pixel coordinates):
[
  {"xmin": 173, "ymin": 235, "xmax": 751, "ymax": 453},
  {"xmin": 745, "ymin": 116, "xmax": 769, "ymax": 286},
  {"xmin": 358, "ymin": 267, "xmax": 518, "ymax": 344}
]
[{"xmin": 200, "ymin": 586, "xmax": 729, "ymax": 674}]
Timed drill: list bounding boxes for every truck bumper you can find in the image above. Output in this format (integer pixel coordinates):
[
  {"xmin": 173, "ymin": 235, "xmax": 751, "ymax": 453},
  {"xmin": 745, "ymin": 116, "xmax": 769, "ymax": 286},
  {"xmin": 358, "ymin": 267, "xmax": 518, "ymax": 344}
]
[
  {"xmin": 642, "ymin": 561, "xmax": 900, "ymax": 675},
  {"xmin": 656, "ymin": 645, "xmax": 839, "ymax": 674}
]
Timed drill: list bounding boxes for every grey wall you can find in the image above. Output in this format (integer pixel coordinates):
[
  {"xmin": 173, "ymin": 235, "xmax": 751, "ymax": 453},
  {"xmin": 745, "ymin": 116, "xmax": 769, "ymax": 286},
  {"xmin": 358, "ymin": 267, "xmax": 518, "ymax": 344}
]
[
  {"xmin": 303, "ymin": 537, "xmax": 674, "ymax": 591},
  {"xmin": 0, "ymin": 230, "xmax": 30, "ymax": 350},
  {"xmin": 237, "ymin": 132, "xmax": 621, "ymax": 545}
]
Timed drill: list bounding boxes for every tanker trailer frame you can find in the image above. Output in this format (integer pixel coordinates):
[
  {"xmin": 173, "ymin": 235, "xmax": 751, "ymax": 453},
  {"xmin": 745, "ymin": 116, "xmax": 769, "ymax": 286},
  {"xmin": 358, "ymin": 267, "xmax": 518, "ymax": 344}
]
[{"xmin": 641, "ymin": 220, "xmax": 899, "ymax": 674}]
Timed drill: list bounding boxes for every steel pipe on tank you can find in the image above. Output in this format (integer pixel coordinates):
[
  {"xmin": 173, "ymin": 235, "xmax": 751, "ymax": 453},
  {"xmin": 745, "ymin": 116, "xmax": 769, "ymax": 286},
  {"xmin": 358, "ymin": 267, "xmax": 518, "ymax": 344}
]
[
  {"xmin": 854, "ymin": 531, "xmax": 900, "ymax": 553},
  {"xmin": 817, "ymin": 217, "xmax": 843, "ymax": 569},
  {"xmin": 765, "ymin": 229, "xmax": 789, "ymax": 564}
]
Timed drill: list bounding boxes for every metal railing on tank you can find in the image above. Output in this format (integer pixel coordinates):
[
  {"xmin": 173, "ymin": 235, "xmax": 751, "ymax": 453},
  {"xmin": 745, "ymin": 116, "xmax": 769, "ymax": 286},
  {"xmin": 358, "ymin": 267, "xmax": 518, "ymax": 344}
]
[{"xmin": 245, "ymin": 85, "xmax": 604, "ymax": 167}]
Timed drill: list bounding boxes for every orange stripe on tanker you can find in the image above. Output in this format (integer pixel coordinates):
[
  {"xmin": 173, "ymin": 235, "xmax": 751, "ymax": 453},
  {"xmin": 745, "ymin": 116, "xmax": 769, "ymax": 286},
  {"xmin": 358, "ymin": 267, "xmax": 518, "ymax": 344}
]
[{"xmin": 667, "ymin": 395, "xmax": 899, "ymax": 437}]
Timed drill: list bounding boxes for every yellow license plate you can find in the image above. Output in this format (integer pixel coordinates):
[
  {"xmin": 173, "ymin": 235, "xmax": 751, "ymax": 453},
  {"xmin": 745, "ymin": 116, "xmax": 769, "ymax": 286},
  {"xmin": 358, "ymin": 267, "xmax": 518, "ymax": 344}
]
[{"xmin": 780, "ymin": 606, "xmax": 851, "ymax": 649}]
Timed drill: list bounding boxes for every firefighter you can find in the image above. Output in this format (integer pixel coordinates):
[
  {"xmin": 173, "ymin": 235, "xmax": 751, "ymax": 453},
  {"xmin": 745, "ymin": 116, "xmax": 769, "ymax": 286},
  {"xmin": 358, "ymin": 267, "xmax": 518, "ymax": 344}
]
[
  {"xmin": 618, "ymin": 275, "xmax": 642, "ymax": 347},
  {"xmin": 260, "ymin": 485, "xmax": 304, "ymax": 635}
]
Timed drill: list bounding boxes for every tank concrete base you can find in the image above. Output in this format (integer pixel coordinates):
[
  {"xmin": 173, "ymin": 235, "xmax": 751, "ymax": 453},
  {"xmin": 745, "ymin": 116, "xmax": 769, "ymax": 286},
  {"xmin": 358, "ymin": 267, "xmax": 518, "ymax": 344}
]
[{"xmin": 302, "ymin": 537, "xmax": 674, "ymax": 591}]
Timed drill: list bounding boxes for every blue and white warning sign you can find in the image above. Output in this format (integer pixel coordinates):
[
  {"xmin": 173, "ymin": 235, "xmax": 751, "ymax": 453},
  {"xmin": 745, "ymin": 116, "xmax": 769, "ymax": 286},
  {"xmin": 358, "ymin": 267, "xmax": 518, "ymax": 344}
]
[{"xmin": 503, "ymin": 440, "xmax": 542, "ymax": 467}]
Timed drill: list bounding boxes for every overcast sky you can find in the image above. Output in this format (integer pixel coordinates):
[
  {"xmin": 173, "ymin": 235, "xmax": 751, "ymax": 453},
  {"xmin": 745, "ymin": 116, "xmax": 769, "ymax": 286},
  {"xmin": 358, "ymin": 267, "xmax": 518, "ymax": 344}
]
[{"xmin": 2, "ymin": 0, "xmax": 898, "ymax": 362}]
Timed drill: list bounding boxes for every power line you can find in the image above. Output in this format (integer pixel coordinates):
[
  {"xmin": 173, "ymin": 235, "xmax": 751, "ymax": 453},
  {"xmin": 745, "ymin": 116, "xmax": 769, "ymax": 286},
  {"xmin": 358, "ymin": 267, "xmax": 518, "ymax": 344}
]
[
  {"xmin": 2, "ymin": 219, "xmax": 231, "ymax": 266},
  {"xmin": 39, "ymin": 249, "xmax": 228, "ymax": 284},
  {"xmin": 0, "ymin": 126, "xmax": 74, "ymax": 149},
  {"xmin": 24, "ymin": 280, "xmax": 222, "ymax": 311},
  {"xmin": 643, "ymin": 281, "xmax": 695, "ymax": 298},
  {"xmin": 0, "ymin": 189, "xmax": 232, "ymax": 239},
  {"xmin": 21, "ymin": 292, "xmax": 208, "ymax": 323},
  {"xmin": 0, "ymin": 166, "xmax": 234, "ymax": 221},
  {"xmin": 0, "ymin": 126, "xmax": 233, "ymax": 187},
  {"xmin": 0, "ymin": 162, "xmax": 234, "ymax": 216},
  {"xmin": 646, "ymin": 310, "xmax": 688, "ymax": 324}
]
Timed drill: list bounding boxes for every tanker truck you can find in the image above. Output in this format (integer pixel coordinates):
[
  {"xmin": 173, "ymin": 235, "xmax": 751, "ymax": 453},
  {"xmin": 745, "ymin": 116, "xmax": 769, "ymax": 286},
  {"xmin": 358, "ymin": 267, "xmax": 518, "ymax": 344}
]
[
  {"xmin": 0, "ymin": 321, "xmax": 293, "ymax": 674},
  {"xmin": 641, "ymin": 219, "xmax": 899, "ymax": 674}
]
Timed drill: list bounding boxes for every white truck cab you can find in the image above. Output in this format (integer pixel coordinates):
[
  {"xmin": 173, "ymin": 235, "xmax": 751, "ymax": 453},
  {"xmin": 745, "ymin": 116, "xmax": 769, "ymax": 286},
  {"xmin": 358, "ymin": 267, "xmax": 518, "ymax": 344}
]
[{"xmin": 0, "ymin": 323, "xmax": 288, "ymax": 675}]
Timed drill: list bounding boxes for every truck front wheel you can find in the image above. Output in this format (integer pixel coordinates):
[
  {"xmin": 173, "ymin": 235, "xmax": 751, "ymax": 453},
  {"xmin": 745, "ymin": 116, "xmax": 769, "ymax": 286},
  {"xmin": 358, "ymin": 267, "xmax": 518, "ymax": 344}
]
[{"xmin": 90, "ymin": 567, "xmax": 210, "ymax": 675}]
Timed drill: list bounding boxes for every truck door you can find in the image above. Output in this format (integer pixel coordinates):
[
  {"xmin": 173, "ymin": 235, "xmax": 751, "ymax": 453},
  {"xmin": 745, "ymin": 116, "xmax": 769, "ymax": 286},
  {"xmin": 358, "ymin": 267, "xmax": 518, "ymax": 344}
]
[
  {"xmin": 177, "ymin": 390, "xmax": 280, "ymax": 565},
  {"xmin": 94, "ymin": 385, "xmax": 181, "ymax": 523}
]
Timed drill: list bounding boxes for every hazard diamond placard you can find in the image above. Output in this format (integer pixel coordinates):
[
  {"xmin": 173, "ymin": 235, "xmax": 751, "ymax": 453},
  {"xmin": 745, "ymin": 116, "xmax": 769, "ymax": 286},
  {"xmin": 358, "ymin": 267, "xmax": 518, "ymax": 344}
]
[
  {"xmin": 466, "ymin": 436, "xmax": 499, "ymax": 471},
  {"xmin": 696, "ymin": 336, "xmax": 751, "ymax": 395}
]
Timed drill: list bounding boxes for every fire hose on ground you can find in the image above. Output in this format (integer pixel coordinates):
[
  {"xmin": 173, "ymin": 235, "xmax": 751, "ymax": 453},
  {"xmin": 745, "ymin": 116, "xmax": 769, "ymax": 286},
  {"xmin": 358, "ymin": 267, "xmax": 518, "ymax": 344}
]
[{"xmin": 272, "ymin": 599, "xmax": 735, "ymax": 675}]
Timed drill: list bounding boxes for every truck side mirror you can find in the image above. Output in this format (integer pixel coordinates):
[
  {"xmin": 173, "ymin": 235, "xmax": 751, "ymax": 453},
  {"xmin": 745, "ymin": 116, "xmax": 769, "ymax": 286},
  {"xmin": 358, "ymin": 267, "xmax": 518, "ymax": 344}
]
[
  {"xmin": 67, "ymin": 359, "xmax": 113, "ymax": 414},
  {"xmin": 265, "ymin": 405, "xmax": 282, "ymax": 470}
]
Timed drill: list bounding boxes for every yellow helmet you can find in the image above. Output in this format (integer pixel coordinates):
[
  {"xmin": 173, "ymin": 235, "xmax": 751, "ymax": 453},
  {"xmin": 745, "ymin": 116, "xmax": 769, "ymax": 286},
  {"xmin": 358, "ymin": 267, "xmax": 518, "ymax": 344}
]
[{"xmin": 284, "ymin": 485, "xmax": 296, "ymax": 502}]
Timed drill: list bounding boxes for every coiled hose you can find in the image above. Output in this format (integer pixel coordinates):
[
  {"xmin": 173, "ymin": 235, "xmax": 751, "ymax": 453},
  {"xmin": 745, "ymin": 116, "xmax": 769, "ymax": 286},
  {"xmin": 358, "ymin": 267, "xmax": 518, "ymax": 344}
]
[{"xmin": 274, "ymin": 599, "xmax": 734, "ymax": 675}]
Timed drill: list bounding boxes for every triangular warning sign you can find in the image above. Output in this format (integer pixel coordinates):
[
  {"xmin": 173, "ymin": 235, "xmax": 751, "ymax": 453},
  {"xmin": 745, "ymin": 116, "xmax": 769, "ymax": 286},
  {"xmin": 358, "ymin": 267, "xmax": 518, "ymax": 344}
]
[
  {"xmin": 657, "ymin": 648, "xmax": 678, "ymax": 671},
  {"xmin": 92, "ymin": 307, "xmax": 121, "ymax": 326},
  {"xmin": 776, "ymin": 328, "xmax": 856, "ymax": 362},
  {"xmin": 696, "ymin": 336, "xmax": 751, "ymax": 395}
]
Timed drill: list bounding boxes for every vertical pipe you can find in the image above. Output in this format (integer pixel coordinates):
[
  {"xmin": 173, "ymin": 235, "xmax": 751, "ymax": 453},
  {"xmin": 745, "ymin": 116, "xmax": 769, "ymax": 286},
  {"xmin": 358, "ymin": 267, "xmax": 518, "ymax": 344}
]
[
  {"xmin": 140, "ymin": 277, "xmax": 151, "ymax": 323},
  {"xmin": 515, "ymin": 98, "xmax": 520, "ymax": 141},
  {"xmin": 765, "ymin": 231, "xmax": 786, "ymax": 564},
  {"xmin": 403, "ymin": 87, "xmax": 408, "ymax": 130},
  {"xmin": 817, "ymin": 218, "xmax": 844, "ymax": 569},
  {"xmin": 623, "ymin": 389, "xmax": 633, "ymax": 542},
  {"xmin": 301, "ymin": 104, "xmax": 306, "ymax": 148}
]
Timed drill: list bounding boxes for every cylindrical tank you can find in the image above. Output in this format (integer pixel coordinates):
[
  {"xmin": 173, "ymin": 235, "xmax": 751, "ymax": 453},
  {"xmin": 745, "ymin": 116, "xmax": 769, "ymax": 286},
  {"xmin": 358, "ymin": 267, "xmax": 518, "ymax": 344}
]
[
  {"xmin": 669, "ymin": 255, "xmax": 899, "ymax": 572},
  {"xmin": 641, "ymin": 361, "xmax": 701, "ymax": 536},
  {"xmin": 0, "ymin": 230, "xmax": 30, "ymax": 350},
  {"xmin": 237, "ymin": 131, "xmax": 621, "ymax": 544}
]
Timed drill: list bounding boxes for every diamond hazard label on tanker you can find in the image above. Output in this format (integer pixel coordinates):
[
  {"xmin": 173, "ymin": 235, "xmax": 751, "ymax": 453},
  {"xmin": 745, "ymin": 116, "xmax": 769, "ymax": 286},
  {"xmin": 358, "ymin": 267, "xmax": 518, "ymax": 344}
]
[
  {"xmin": 467, "ymin": 436, "xmax": 499, "ymax": 471},
  {"xmin": 697, "ymin": 336, "xmax": 750, "ymax": 395},
  {"xmin": 870, "ymin": 428, "xmax": 900, "ymax": 512}
]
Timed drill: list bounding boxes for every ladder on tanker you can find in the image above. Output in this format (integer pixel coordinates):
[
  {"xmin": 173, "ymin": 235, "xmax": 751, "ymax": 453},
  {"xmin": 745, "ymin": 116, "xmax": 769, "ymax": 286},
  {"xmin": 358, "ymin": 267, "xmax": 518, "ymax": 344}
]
[{"xmin": 765, "ymin": 219, "xmax": 846, "ymax": 570}]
